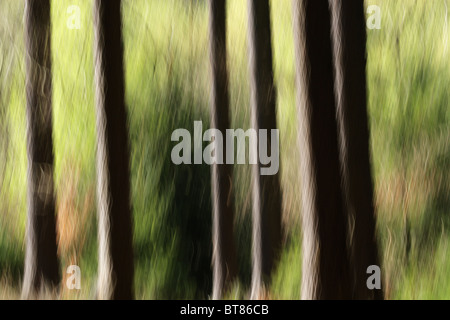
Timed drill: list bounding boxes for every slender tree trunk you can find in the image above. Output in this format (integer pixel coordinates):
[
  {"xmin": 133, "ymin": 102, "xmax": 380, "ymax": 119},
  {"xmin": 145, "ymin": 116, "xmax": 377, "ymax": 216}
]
[
  {"xmin": 292, "ymin": 0, "xmax": 353, "ymax": 299},
  {"xmin": 93, "ymin": 0, "xmax": 134, "ymax": 300},
  {"xmin": 22, "ymin": 0, "xmax": 60, "ymax": 299},
  {"xmin": 208, "ymin": 0, "xmax": 238, "ymax": 300},
  {"xmin": 247, "ymin": 0, "xmax": 283, "ymax": 299},
  {"xmin": 329, "ymin": 0, "xmax": 383, "ymax": 299}
]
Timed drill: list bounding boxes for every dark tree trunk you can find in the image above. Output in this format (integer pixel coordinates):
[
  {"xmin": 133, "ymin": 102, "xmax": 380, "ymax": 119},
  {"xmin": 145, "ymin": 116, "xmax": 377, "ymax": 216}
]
[
  {"xmin": 22, "ymin": 0, "xmax": 60, "ymax": 299},
  {"xmin": 247, "ymin": 0, "xmax": 283, "ymax": 299},
  {"xmin": 329, "ymin": 0, "xmax": 383, "ymax": 300},
  {"xmin": 292, "ymin": 0, "xmax": 353, "ymax": 299},
  {"xmin": 93, "ymin": 0, "xmax": 134, "ymax": 300},
  {"xmin": 208, "ymin": 0, "xmax": 238, "ymax": 300}
]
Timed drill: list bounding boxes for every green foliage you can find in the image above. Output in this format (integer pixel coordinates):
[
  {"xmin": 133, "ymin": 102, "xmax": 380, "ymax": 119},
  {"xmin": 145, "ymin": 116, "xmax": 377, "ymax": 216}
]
[{"xmin": 0, "ymin": 0, "xmax": 448, "ymax": 299}]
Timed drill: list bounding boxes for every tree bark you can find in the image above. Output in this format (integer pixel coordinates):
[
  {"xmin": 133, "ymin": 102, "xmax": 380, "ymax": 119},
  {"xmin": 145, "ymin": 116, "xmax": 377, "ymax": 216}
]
[
  {"xmin": 247, "ymin": 0, "xmax": 283, "ymax": 299},
  {"xmin": 22, "ymin": 0, "xmax": 60, "ymax": 299},
  {"xmin": 292, "ymin": 0, "xmax": 353, "ymax": 299},
  {"xmin": 329, "ymin": 0, "xmax": 383, "ymax": 300},
  {"xmin": 208, "ymin": 0, "xmax": 238, "ymax": 300},
  {"xmin": 93, "ymin": 0, "xmax": 134, "ymax": 300}
]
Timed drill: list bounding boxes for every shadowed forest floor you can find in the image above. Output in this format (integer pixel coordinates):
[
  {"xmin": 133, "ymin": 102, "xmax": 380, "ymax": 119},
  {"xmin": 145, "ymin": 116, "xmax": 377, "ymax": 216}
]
[{"xmin": 0, "ymin": 0, "xmax": 449, "ymax": 299}]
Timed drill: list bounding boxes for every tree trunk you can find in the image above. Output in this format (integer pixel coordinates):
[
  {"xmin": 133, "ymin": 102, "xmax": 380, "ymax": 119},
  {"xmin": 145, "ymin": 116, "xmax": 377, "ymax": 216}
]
[
  {"xmin": 329, "ymin": 0, "xmax": 383, "ymax": 300},
  {"xmin": 22, "ymin": 0, "xmax": 60, "ymax": 299},
  {"xmin": 93, "ymin": 0, "xmax": 134, "ymax": 300},
  {"xmin": 208, "ymin": 0, "xmax": 238, "ymax": 300},
  {"xmin": 247, "ymin": 0, "xmax": 283, "ymax": 299},
  {"xmin": 292, "ymin": 0, "xmax": 353, "ymax": 299}
]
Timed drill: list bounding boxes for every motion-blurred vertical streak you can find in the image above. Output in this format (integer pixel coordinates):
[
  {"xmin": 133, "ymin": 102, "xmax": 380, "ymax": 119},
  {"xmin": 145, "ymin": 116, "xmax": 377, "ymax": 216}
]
[
  {"xmin": 247, "ymin": 0, "xmax": 283, "ymax": 299},
  {"xmin": 93, "ymin": 0, "xmax": 134, "ymax": 300},
  {"xmin": 208, "ymin": 0, "xmax": 238, "ymax": 300},
  {"xmin": 329, "ymin": 0, "xmax": 383, "ymax": 300},
  {"xmin": 292, "ymin": 0, "xmax": 352, "ymax": 299},
  {"xmin": 22, "ymin": 0, "xmax": 60, "ymax": 299}
]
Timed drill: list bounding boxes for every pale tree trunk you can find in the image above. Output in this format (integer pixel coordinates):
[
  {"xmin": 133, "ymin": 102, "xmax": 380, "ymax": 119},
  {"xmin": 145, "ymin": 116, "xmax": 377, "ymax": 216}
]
[
  {"xmin": 93, "ymin": 0, "xmax": 134, "ymax": 300},
  {"xmin": 208, "ymin": 0, "xmax": 238, "ymax": 300},
  {"xmin": 247, "ymin": 0, "xmax": 283, "ymax": 299},
  {"xmin": 292, "ymin": 0, "xmax": 353, "ymax": 299},
  {"xmin": 22, "ymin": 0, "xmax": 60, "ymax": 299},
  {"xmin": 329, "ymin": 0, "xmax": 383, "ymax": 300}
]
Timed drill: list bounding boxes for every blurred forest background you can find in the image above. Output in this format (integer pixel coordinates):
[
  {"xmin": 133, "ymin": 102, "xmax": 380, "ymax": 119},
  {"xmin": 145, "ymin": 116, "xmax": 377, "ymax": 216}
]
[{"xmin": 0, "ymin": 0, "xmax": 449, "ymax": 299}]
